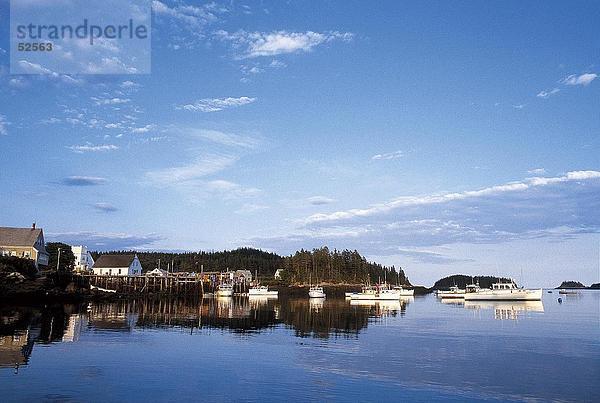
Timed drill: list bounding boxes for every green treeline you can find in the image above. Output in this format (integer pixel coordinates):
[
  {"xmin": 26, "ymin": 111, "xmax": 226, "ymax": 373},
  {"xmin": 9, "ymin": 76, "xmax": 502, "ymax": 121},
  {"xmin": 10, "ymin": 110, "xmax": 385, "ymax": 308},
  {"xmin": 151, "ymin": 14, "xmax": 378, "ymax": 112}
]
[
  {"xmin": 92, "ymin": 247, "xmax": 282, "ymax": 276},
  {"xmin": 92, "ymin": 247, "xmax": 409, "ymax": 286},
  {"xmin": 280, "ymin": 247, "xmax": 409, "ymax": 285}
]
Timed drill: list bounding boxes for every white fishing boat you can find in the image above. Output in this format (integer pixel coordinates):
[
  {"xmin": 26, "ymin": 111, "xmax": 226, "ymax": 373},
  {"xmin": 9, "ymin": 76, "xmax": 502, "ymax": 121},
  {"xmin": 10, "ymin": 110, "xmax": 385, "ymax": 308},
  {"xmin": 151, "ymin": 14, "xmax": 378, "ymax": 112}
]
[
  {"xmin": 437, "ymin": 285, "xmax": 465, "ymax": 299},
  {"xmin": 350, "ymin": 284, "xmax": 400, "ymax": 300},
  {"xmin": 309, "ymin": 285, "xmax": 326, "ymax": 298},
  {"xmin": 248, "ymin": 285, "xmax": 278, "ymax": 297},
  {"xmin": 463, "ymin": 282, "xmax": 542, "ymax": 301},
  {"xmin": 392, "ymin": 285, "xmax": 415, "ymax": 297},
  {"xmin": 216, "ymin": 283, "xmax": 234, "ymax": 297}
]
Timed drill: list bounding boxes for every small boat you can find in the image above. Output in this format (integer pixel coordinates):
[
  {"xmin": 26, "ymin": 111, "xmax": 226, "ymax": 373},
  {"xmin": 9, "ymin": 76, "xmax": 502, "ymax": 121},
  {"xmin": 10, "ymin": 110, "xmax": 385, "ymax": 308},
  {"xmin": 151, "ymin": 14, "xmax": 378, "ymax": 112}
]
[
  {"xmin": 437, "ymin": 285, "xmax": 465, "ymax": 299},
  {"xmin": 350, "ymin": 284, "xmax": 399, "ymax": 300},
  {"xmin": 248, "ymin": 285, "xmax": 278, "ymax": 297},
  {"xmin": 309, "ymin": 285, "xmax": 326, "ymax": 298},
  {"xmin": 345, "ymin": 291, "xmax": 356, "ymax": 298},
  {"xmin": 463, "ymin": 282, "xmax": 542, "ymax": 301},
  {"xmin": 216, "ymin": 283, "xmax": 234, "ymax": 297},
  {"xmin": 558, "ymin": 290, "xmax": 579, "ymax": 295}
]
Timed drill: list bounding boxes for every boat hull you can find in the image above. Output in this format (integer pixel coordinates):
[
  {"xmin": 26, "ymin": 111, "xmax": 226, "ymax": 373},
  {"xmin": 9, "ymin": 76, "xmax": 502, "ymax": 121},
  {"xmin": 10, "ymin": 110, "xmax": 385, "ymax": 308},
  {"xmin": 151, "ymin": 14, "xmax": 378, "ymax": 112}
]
[
  {"xmin": 248, "ymin": 290, "xmax": 278, "ymax": 297},
  {"xmin": 309, "ymin": 291, "xmax": 326, "ymax": 298},
  {"xmin": 216, "ymin": 290, "xmax": 233, "ymax": 297},
  {"xmin": 439, "ymin": 292, "xmax": 465, "ymax": 299},
  {"xmin": 464, "ymin": 288, "xmax": 542, "ymax": 301}
]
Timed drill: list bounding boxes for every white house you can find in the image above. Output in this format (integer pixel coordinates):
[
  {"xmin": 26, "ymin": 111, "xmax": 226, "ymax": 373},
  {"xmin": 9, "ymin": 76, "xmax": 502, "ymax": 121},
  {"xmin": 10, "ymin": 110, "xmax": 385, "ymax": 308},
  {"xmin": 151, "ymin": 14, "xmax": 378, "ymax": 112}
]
[
  {"xmin": 92, "ymin": 254, "xmax": 143, "ymax": 276},
  {"xmin": 71, "ymin": 245, "xmax": 94, "ymax": 272},
  {"xmin": 0, "ymin": 224, "xmax": 50, "ymax": 269},
  {"xmin": 274, "ymin": 269, "xmax": 285, "ymax": 280}
]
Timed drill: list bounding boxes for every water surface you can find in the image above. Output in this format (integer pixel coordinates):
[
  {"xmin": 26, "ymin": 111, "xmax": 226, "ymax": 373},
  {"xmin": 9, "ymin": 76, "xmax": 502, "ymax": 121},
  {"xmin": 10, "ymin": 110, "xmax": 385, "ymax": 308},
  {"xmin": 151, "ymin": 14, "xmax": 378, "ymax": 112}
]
[{"xmin": 1, "ymin": 291, "xmax": 598, "ymax": 402}]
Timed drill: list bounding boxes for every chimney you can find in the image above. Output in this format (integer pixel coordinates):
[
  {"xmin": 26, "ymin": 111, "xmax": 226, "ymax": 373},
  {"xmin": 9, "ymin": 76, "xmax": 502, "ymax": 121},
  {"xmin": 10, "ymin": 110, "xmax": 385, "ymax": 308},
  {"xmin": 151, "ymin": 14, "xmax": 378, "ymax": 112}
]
[{"xmin": 32, "ymin": 222, "xmax": 36, "ymax": 229}]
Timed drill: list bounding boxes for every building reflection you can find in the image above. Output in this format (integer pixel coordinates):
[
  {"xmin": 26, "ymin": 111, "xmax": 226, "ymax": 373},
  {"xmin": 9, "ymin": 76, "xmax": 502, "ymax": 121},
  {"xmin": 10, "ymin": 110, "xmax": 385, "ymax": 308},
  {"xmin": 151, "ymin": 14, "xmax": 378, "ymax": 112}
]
[{"xmin": 0, "ymin": 296, "xmax": 415, "ymax": 370}]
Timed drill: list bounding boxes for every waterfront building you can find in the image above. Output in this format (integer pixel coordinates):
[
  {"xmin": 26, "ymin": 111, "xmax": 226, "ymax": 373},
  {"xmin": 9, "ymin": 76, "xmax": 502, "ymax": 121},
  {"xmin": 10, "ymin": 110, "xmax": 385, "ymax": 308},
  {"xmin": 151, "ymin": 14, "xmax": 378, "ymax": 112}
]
[
  {"xmin": 0, "ymin": 224, "xmax": 49, "ymax": 269},
  {"xmin": 71, "ymin": 245, "xmax": 94, "ymax": 272},
  {"xmin": 92, "ymin": 254, "xmax": 143, "ymax": 276}
]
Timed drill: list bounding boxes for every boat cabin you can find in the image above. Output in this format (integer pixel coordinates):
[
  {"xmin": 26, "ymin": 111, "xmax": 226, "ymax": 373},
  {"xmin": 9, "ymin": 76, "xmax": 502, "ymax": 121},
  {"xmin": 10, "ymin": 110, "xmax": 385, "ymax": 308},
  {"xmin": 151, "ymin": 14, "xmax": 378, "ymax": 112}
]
[{"xmin": 492, "ymin": 283, "xmax": 517, "ymax": 290}]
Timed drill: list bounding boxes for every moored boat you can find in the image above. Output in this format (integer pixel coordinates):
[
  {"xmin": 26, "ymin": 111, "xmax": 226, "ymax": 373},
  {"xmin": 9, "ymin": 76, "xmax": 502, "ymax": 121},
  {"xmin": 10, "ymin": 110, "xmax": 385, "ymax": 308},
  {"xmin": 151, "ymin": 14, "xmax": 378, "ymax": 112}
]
[
  {"xmin": 463, "ymin": 282, "xmax": 542, "ymax": 301},
  {"xmin": 309, "ymin": 285, "xmax": 326, "ymax": 298},
  {"xmin": 216, "ymin": 283, "xmax": 234, "ymax": 297},
  {"xmin": 392, "ymin": 285, "xmax": 415, "ymax": 297},
  {"xmin": 437, "ymin": 285, "xmax": 465, "ymax": 299},
  {"xmin": 350, "ymin": 283, "xmax": 400, "ymax": 300},
  {"xmin": 248, "ymin": 285, "xmax": 278, "ymax": 297}
]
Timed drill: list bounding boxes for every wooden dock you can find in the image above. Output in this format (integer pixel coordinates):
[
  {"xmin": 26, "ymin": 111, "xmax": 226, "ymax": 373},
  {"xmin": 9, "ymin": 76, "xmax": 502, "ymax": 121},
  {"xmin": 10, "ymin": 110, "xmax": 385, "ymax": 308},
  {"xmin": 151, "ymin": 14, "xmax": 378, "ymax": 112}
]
[{"xmin": 74, "ymin": 274, "xmax": 253, "ymax": 296}]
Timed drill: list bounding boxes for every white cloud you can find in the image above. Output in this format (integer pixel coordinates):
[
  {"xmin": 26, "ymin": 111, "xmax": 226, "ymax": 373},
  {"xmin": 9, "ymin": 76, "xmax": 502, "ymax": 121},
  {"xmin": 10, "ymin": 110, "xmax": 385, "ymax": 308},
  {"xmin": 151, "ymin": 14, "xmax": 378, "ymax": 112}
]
[
  {"xmin": 46, "ymin": 231, "xmax": 162, "ymax": 250},
  {"xmin": 16, "ymin": 60, "xmax": 83, "ymax": 84},
  {"xmin": 152, "ymin": 0, "xmax": 226, "ymax": 48},
  {"xmin": 41, "ymin": 117, "xmax": 62, "ymax": 124},
  {"xmin": 304, "ymin": 170, "xmax": 600, "ymax": 226},
  {"xmin": 372, "ymin": 150, "xmax": 403, "ymax": 160},
  {"xmin": 152, "ymin": 0, "xmax": 221, "ymax": 26},
  {"xmin": 67, "ymin": 143, "xmax": 119, "ymax": 153},
  {"xmin": 0, "ymin": 115, "xmax": 9, "ymax": 135},
  {"xmin": 512, "ymin": 104, "xmax": 525, "ymax": 109},
  {"xmin": 9, "ymin": 77, "xmax": 28, "ymax": 88},
  {"xmin": 85, "ymin": 56, "xmax": 138, "ymax": 74},
  {"xmin": 146, "ymin": 154, "xmax": 237, "ymax": 184},
  {"xmin": 131, "ymin": 124, "xmax": 156, "ymax": 133},
  {"xmin": 536, "ymin": 88, "xmax": 560, "ymax": 98},
  {"xmin": 177, "ymin": 96, "xmax": 256, "ymax": 112},
  {"xmin": 270, "ymin": 59, "xmax": 286, "ymax": 68},
  {"xmin": 216, "ymin": 30, "xmax": 353, "ymax": 58},
  {"xmin": 193, "ymin": 129, "xmax": 261, "ymax": 149},
  {"xmin": 250, "ymin": 170, "xmax": 600, "ymax": 257},
  {"xmin": 562, "ymin": 73, "xmax": 597, "ymax": 86},
  {"xmin": 120, "ymin": 80, "xmax": 141, "ymax": 89},
  {"xmin": 205, "ymin": 179, "xmax": 261, "ymax": 198},
  {"xmin": 91, "ymin": 96, "xmax": 131, "ymax": 105},
  {"xmin": 527, "ymin": 168, "xmax": 546, "ymax": 175}
]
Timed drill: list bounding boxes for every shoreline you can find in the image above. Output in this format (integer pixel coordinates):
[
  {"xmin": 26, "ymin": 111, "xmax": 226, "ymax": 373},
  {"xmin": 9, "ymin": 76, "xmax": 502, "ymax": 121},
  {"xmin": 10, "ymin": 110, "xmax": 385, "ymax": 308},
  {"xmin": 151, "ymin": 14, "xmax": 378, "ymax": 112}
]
[{"xmin": 1, "ymin": 279, "xmax": 430, "ymax": 303}]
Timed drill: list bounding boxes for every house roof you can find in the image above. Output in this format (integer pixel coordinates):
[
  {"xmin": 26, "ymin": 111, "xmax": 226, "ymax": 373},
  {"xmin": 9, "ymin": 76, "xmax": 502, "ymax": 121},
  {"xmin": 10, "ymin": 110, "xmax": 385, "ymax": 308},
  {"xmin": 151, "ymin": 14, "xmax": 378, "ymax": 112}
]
[
  {"xmin": 93, "ymin": 254, "xmax": 136, "ymax": 268},
  {"xmin": 0, "ymin": 227, "xmax": 43, "ymax": 247}
]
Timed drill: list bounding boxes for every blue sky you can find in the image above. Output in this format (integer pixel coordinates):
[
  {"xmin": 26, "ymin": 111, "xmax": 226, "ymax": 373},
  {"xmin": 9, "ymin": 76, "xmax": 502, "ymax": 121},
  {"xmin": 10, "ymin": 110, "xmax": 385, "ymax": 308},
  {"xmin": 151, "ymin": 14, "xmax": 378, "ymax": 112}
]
[{"xmin": 0, "ymin": 0, "xmax": 599, "ymax": 287}]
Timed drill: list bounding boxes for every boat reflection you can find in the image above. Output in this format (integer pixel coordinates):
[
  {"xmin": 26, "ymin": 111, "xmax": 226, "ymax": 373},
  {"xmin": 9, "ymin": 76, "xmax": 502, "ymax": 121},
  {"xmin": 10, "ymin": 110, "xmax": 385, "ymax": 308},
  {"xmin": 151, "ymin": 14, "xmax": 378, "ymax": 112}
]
[
  {"xmin": 440, "ymin": 298, "xmax": 464, "ymax": 306},
  {"xmin": 0, "ymin": 296, "xmax": 413, "ymax": 369},
  {"xmin": 350, "ymin": 297, "xmax": 413, "ymax": 317},
  {"xmin": 464, "ymin": 300, "xmax": 544, "ymax": 320}
]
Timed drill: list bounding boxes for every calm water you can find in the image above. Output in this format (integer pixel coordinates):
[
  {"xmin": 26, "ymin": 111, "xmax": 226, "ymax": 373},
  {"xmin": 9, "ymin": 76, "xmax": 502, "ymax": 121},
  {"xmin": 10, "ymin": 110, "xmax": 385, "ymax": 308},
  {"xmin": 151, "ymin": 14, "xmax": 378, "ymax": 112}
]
[{"xmin": 1, "ymin": 291, "xmax": 599, "ymax": 402}]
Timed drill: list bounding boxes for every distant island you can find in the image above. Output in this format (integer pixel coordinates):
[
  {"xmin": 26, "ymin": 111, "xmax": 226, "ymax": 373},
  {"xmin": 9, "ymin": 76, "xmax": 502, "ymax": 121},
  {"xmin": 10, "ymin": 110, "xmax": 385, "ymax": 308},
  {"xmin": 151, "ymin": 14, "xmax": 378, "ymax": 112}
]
[
  {"xmin": 556, "ymin": 281, "xmax": 586, "ymax": 289},
  {"xmin": 556, "ymin": 281, "xmax": 600, "ymax": 290}
]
